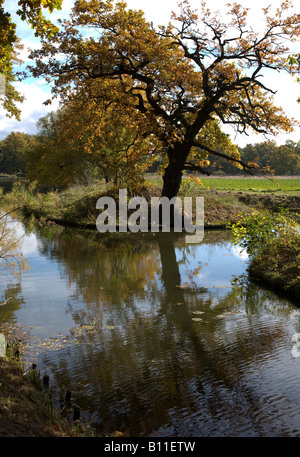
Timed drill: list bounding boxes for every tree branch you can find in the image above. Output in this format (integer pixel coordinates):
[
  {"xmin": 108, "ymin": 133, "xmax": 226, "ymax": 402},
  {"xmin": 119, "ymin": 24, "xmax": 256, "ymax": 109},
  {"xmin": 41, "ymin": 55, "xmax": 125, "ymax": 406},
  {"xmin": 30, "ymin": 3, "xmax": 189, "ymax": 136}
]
[
  {"xmin": 192, "ymin": 140, "xmax": 256, "ymax": 172},
  {"xmin": 183, "ymin": 162, "xmax": 211, "ymax": 175}
]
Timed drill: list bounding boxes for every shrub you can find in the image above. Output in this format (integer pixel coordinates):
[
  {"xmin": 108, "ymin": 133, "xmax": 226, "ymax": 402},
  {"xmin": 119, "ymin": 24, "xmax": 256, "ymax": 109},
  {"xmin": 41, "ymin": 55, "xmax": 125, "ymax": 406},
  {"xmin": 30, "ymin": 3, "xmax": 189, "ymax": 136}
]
[{"xmin": 230, "ymin": 208, "xmax": 300, "ymax": 298}]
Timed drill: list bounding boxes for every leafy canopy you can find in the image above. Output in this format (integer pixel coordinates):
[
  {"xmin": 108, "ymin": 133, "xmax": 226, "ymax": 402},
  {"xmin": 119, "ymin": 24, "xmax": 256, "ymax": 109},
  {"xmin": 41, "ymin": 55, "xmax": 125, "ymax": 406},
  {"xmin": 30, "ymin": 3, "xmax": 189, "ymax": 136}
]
[
  {"xmin": 26, "ymin": 0, "xmax": 300, "ymax": 196},
  {"xmin": 0, "ymin": 0, "xmax": 62, "ymax": 119},
  {"xmin": 25, "ymin": 99, "xmax": 157, "ymax": 189}
]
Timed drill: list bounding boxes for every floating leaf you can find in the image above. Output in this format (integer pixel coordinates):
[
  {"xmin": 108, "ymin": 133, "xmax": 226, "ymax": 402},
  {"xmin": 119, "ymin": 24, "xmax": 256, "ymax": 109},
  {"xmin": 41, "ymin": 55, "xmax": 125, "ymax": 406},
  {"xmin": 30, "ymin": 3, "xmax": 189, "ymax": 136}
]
[
  {"xmin": 216, "ymin": 311, "xmax": 239, "ymax": 319},
  {"xmin": 208, "ymin": 285, "xmax": 230, "ymax": 288},
  {"xmin": 0, "ymin": 334, "xmax": 6, "ymax": 357},
  {"xmin": 80, "ymin": 325, "xmax": 95, "ymax": 331},
  {"xmin": 176, "ymin": 283, "xmax": 191, "ymax": 288}
]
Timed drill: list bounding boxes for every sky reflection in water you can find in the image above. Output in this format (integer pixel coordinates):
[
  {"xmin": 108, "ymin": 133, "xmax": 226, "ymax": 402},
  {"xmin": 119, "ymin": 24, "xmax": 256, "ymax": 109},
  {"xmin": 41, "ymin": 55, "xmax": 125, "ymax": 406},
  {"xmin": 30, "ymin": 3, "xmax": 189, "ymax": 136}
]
[{"xmin": 0, "ymin": 224, "xmax": 300, "ymax": 437}]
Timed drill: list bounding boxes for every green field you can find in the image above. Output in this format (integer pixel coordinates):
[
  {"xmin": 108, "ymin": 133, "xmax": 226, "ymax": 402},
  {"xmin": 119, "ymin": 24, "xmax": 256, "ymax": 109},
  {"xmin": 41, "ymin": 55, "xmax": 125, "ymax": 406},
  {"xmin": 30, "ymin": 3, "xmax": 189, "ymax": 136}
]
[
  {"xmin": 146, "ymin": 175, "xmax": 300, "ymax": 193},
  {"xmin": 197, "ymin": 177, "xmax": 300, "ymax": 192}
]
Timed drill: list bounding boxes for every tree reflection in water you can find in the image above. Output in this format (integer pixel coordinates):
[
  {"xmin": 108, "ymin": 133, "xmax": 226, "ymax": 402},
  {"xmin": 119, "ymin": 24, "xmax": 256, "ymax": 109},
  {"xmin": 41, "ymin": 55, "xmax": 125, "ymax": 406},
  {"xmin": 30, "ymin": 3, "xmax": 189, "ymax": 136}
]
[{"xmin": 7, "ymin": 224, "xmax": 300, "ymax": 436}]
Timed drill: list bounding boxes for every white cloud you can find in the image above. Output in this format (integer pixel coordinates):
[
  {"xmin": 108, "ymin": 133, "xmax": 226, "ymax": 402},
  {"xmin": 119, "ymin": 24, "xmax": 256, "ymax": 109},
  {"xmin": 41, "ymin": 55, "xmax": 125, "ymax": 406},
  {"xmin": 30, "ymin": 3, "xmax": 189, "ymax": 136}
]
[
  {"xmin": 232, "ymin": 245, "xmax": 249, "ymax": 260},
  {"xmin": 0, "ymin": 81, "xmax": 60, "ymax": 139}
]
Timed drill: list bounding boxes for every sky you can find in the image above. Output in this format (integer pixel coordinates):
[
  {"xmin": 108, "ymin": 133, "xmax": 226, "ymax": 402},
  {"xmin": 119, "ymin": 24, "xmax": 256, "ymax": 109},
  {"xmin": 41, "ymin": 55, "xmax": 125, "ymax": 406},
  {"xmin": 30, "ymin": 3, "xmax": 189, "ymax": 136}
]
[{"xmin": 1, "ymin": 0, "xmax": 300, "ymax": 146}]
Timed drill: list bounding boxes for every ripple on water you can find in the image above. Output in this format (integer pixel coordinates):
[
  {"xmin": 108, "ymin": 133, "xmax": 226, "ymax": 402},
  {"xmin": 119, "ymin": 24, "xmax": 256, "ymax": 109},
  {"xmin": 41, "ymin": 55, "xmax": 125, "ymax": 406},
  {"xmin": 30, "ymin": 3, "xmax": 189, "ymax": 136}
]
[{"xmin": 2, "ymin": 223, "xmax": 300, "ymax": 437}]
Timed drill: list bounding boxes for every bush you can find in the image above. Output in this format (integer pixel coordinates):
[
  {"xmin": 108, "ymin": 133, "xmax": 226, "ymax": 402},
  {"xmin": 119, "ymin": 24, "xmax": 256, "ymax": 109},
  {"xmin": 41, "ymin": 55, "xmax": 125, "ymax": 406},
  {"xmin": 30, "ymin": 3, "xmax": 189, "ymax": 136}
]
[{"xmin": 231, "ymin": 208, "xmax": 300, "ymax": 298}]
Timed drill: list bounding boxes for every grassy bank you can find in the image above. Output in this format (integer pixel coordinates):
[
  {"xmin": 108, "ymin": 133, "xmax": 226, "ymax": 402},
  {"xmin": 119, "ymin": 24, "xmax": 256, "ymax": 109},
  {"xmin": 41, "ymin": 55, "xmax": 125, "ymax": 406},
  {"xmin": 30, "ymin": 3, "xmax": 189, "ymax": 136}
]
[
  {"xmin": 0, "ymin": 352, "xmax": 96, "ymax": 437},
  {"xmin": 0, "ymin": 178, "xmax": 287, "ymax": 228},
  {"xmin": 248, "ymin": 239, "xmax": 300, "ymax": 301},
  {"xmin": 231, "ymin": 209, "xmax": 300, "ymax": 300}
]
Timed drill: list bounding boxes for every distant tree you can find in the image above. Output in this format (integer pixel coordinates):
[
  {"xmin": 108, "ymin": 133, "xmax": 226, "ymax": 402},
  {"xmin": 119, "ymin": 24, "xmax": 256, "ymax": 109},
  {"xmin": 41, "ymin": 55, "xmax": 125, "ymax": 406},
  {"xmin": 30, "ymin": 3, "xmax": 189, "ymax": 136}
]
[
  {"xmin": 24, "ymin": 110, "xmax": 93, "ymax": 187},
  {"xmin": 274, "ymin": 142, "xmax": 300, "ymax": 175},
  {"xmin": 239, "ymin": 140, "xmax": 300, "ymax": 175},
  {"xmin": 27, "ymin": 0, "xmax": 300, "ymax": 198},
  {"xmin": 240, "ymin": 141, "xmax": 278, "ymax": 171},
  {"xmin": 0, "ymin": 131, "xmax": 35, "ymax": 175}
]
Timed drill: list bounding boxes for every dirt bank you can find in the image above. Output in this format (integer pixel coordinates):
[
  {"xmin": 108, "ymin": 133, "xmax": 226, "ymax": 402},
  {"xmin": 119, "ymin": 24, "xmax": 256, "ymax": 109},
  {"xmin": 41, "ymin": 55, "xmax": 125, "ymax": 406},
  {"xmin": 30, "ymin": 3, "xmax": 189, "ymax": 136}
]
[
  {"xmin": 236, "ymin": 192, "xmax": 300, "ymax": 215},
  {"xmin": 0, "ymin": 356, "xmax": 87, "ymax": 437}
]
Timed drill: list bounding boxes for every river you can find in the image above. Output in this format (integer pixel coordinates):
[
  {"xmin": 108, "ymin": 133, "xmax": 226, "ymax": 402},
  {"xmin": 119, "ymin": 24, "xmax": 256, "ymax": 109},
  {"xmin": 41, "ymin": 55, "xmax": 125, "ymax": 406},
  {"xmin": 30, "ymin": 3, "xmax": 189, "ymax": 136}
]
[{"xmin": 0, "ymin": 217, "xmax": 300, "ymax": 437}]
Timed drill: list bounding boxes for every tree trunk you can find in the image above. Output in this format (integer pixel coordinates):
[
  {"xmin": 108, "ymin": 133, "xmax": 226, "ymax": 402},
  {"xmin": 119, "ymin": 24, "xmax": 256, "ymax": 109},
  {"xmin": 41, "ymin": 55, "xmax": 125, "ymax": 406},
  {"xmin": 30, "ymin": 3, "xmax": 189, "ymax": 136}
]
[
  {"xmin": 161, "ymin": 163, "xmax": 183, "ymax": 200},
  {"xmin": 161, "ymin": 143, "xmax": 189, "ymax": 199},
  {"xmin": 159, "ymin": 143, "xmax": 190, "ymax": 228}
]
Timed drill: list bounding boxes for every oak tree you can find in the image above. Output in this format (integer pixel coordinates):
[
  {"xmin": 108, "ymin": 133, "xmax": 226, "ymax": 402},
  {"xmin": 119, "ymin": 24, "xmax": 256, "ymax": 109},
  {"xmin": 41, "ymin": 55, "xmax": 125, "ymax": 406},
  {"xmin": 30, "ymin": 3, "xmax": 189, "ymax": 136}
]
[{"xmin": 28, "ymin": 0, "xmax": 300, "ymax": 198}]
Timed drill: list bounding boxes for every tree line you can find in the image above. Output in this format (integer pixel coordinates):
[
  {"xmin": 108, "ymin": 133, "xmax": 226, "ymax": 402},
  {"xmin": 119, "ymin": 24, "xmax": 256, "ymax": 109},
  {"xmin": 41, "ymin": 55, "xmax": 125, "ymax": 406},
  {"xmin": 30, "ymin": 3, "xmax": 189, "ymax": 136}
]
[
  {"xmin": 1, "ymin": 119, "xmax": 300, "ymax": 181},
  {"xmin": 209, "ymin": 140, "xmax": 300, "ymax": 176}
]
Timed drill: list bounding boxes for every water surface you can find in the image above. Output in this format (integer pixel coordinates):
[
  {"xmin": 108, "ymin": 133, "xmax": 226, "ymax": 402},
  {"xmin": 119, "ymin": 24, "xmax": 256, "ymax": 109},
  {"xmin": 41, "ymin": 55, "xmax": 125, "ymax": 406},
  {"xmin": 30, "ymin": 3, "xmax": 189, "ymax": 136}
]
[{"xmin": 0, "ymin": 221, "xmax": 300, "ymax": 437}]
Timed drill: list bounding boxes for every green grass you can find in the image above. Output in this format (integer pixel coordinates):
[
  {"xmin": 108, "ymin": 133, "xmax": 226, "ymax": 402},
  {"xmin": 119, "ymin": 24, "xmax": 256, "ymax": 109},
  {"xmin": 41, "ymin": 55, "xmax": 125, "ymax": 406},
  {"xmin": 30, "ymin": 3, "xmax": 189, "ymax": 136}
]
[
  {"xmin": 199, "ymin": 177, "xmax": 300, "ymax": 192},
  {"xmin": 146, "ymin": 175, "xmax": 300, "ymax": 193}
]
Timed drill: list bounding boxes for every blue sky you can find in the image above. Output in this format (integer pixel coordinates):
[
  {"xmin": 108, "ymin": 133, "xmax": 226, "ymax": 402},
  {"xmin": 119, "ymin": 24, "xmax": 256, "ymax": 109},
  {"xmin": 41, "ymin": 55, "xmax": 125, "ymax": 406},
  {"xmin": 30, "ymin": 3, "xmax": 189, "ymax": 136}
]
[{"xmin": 1, "ymin": 0, "xmax": 300, "ymax": 146}]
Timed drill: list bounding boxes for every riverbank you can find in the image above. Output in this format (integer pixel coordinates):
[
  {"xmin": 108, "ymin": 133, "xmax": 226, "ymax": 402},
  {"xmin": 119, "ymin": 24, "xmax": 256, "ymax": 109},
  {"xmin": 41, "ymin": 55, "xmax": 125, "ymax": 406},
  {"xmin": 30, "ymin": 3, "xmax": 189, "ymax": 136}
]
[
  {"xmin": 248, "ymin": 227, "xmax": 300, "ymax": 301},
  {"xmin": 248, "ymin": 243, "xmax": 300, "ymax": 302},
  {"xmin": 3, "ymin": 179, "xmax": 300, "ymax": 228},
  {"xmin": 231, "ymin": 208, "xmax": 300, "ymax": 301},
  {"xmin": 0, "ymin": 354, "xmax": 96, "ymax": 437}
]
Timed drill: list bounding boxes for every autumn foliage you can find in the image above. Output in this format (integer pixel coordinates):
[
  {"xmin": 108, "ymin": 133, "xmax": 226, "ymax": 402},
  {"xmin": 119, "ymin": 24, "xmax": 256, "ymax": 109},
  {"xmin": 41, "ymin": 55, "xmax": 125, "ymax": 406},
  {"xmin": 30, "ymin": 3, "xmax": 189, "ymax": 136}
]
[
  {"xmin": 0, "ymin": 0, "xmax": 63, "ymax": 119},
  {"xmin": 26, "ymin": 0, "xmax": 300, "ymax": 197}
]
